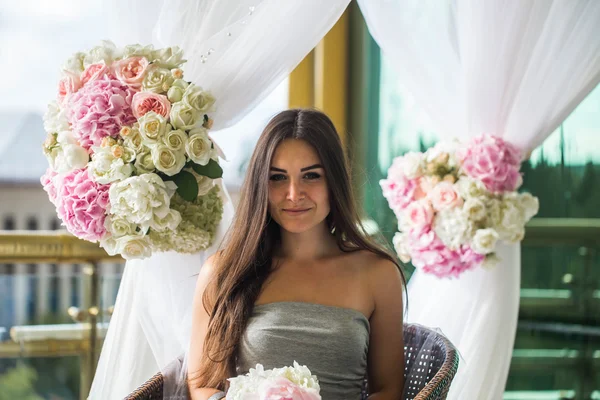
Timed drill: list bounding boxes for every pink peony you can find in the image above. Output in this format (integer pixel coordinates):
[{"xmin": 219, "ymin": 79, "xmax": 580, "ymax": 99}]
[
  {"xmin": 380, "ymin": 176, "xmax": 417, "ymax": 215},
  {"xmin": 80, "ymin": 62, "xmax": 109, "ymax": 86},
  {"xmin": 58, "ymin": 72, "xmax": 82, "ymax": 104},
  {"xmin": 112, "ymin": 56, "xmax": 150, "ymax": 90},
  {"xmin": 258, "ymin": 377, "xmax": 321, "ymax": 400},
  {"xmin": 460, "ymin": 134, "xmax": 523, "ymax": 193},
  {"xmin": 67, "ymin": 76, "xmax": 136, "ymax": 149},
  {"xmin": 429, "ymin": 181, "xmax": 462, "ymax": 211},
  {"xmin": 55, "ymin": 168, "xmax": 110, "ymax": 241},
  {"xmin": 404, "ymin": 199, "xmax": 434, "ymax": 230},
  {"xmin": 132, "ymin": 91, "xmax": 171, "ymax": 119}
]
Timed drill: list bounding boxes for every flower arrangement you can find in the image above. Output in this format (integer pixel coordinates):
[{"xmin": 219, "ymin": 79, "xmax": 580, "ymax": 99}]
[
  {"xmin": 381, "ymin": 134, "xmax": 539, "ymax": 278},
  {"xmin": 227, "ymin": 362, "xmax": 321, "ymax": 400},
  {"xmin": 41, "ymin": 41, "xmax": 224, "ymax": 259}
]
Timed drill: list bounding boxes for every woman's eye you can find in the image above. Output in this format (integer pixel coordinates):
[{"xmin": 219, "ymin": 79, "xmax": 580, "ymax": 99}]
[
  {"xmin": 269, "ymin": 174, "xmax": 286, "ymax": 182},
  {"xmin": 303, "ymin": 172, "xmax": 321, "ymax": 180}
]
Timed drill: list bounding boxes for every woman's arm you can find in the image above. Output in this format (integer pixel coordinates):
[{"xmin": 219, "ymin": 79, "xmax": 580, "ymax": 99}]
[
  {"xmin": 366, "ymin": 258, "xmax": 405, "ymax": 399},
  {"xmin": 188, "ymin": 255, "xmax": 226, "ymax": 400}
]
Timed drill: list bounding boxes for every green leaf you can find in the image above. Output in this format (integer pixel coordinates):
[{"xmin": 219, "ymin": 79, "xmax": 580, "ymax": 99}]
[
  {"xmin": 172, "ymin": 170, "xmax": 198, "ymax": 201},
  {"xmin": 190, "ymin": 159, "xmax": 223, "ymax": 179}
]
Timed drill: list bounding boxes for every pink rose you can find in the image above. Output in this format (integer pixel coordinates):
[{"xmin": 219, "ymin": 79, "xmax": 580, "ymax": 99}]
[
  {"xmin": 58, "ymin": 72, "xmax": 81, "ymax": 103},
  {"xmin": 258, "ymin": 377, "xmax": 321, "ymax": 400},
  {"xmin": 80, "ymin": 62, "xmax": 109, "ymax": 86},
  {"xmin": 55, "ymin": 168, "xmax": 110, "ymax": 241},
  {"xmin": 380, "ymin": 177, "xmax": 417, "ymax": 215},
  {"xmin": 112, "ymin": 56, "xmax": 150, "ymax": 90},
  {"xmin": 132, "ymin": 91, "xmax": 171, "ymax": 119},
  {"xmin": 67, "ymin": 77, "xmax": 136, "ymax": 149},
  {"xmin": 460, "ymin": 134, "xmax": 523, "ymax": 193},
  {"xmin": 404, "ymin": 200, "xmax": 434, "ymax": 229},
  {"xmin": 429, "ymin": 181, "xmax": 462, "ymax": 210}
]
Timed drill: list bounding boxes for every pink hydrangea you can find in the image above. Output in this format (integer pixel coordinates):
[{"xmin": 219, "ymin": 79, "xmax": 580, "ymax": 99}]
[
  {"xmin": 380, "ymin": 176, "xmax": 417, "ymax": 216},
  {"xmin": 41, "ymin": 167, "xmax": 60, "ymax": 205},
  {"xmin": 406, "ymin": 229, "xmax": 483, "ymax": 278},
  {"xmin": 460, "ymin": 134, "xmax": 523, "ymax": 193},
  {"xmin": 67, "ymin": 76, "xmax": 136, "ymax": 149},
  {"xmin": 258, "ymin": 377, "xmax": 321, "ymax": 400},
  {"xmin": 55, "ymin": 168, "xmax": 110, "ymax": 241}
]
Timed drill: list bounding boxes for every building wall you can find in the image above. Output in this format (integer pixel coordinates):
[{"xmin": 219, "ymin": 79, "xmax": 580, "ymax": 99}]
[{"xmin": 0, "ymin": 184, "xmax": 123, "ymax": 329}]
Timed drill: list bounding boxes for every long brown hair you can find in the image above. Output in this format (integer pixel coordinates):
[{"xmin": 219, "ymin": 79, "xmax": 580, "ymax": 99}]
[{"xmin": 191, "ymin": 109, "xmax": 405, "ymax": 390}]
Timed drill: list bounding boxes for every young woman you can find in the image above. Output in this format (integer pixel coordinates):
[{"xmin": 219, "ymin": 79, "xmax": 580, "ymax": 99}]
[{"xmin": 188, "ymin": 109, "xmax": 406, "ymax": 400}]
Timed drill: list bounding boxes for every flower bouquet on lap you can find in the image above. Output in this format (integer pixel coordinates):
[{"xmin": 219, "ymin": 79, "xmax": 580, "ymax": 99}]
[
  {"xmin": 41, "ymin": 41, "xmax": 224, "ymax": 259},
  {"xmin": 227, "ymin": 362, "xmax": 321, "ymax": 400},
  {"xmin": 381, "ymin": 134, "xmax": 539, "ymax": 278}
]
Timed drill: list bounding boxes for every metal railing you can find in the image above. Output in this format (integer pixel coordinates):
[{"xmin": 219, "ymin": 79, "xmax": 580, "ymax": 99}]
[
  {"xmin": 0, "ymin": 230, "xmax": 122, "ymax": 399},
  {"xmin": 1, "ymin": 219, "xmax": 599, "ymax": 399}
]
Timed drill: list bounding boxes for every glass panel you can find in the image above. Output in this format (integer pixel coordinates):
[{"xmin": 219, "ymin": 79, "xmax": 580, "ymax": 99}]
[
  {"xmin": 372, "ymin": 51, "xmax": 600, "ymax": 396},
  {"xmin": 0, "ymin": 263, "xmax": 124, "ymax": 399}
]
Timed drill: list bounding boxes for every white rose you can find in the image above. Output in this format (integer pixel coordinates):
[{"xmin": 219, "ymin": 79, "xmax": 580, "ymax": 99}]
[
  {"xmin": 99, "ymin": 237, "xmax": 119, "ymax": 256},
  {"xmin": 142, "ymin": 65, "xmax": 174, "ymax": 94},
  {"xmin": 62, "ymin": 52, "xmax": 86, "ymax": 75},
  {"xmin": 463, "ymin": 197, "xmax": 486, "ymax": 222},
  {"xmin": 122, "ymin": 44, "xmax": 154, "ymax": 59},
  {"xmin": 83, "ymin": 40, "xmax": 118, "ymax": 68},
  {"xmin": 88, "ymin": 146, "xmax": 133, "ymax": 184},
  {"xmin": 123, "ymin": 127, "xmax": 145, "ymax": 153},
  {"xmin": 109, "ymin": 174, "xmax": 177, "ymax": 233},
  {"xmin": 518, "ymin": 192, "xmax": 539, "ymax": 221},
  {"xmin": 499, "ymin": 201, "xmax": 524, "ymax": 241},
  {"xmin": 138, "ymin": 112, "xmax": 169, "ymax": 145},
  {"xmin": 151, "ymin": 46, "xmax": 186, "ymax": 69},
  {"xmin": 186, "ymin": 128, "xmax": 213, "ymax": 166},
  {"xmin": 425, "ymin": 139, "xmax": 460, "ymax": 166},
  {"xmin": 134, "ymin": 149, "xmax": 156, "ymax": 174},
  {"xmin": 151, "ymin": 144, "xmax": 186, "ymax": 176},
  {"xmin": 116, "ymin": 234, "xmax": 152, "ymax": 260},
  {"xmin": 149, "ymin": 209, "xmax": 182, "ymax": 232},
  {"xmin": 104, "ymin": 215, "xmax": 136, "ymax": 238},
  {"xmin": 163, "ymin": 129, "xmax": 188, "ymax": 152},
  {"xmin": 170, "ymin": 102, "xmax": 200, "ymax": 130},
  {"xmin": 43, "ymin": 101, "xmax": 70, "ymax": 133},
  {"xmin": 471, "ymin": 228, "xmax": 499, "ymax": 255},
  {"xmin": 400, "ymin": 151, "xmax": 424, "ymax": 179},
  {"xmin": 433, "ymin": 208, "xmax": 472, "ymax": 250},
  {"xmin": 182, "ymin": 84, "xmax": 216, "ymax": 113}
]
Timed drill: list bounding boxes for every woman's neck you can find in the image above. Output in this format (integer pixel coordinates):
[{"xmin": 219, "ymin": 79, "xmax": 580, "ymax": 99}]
[{"xmin": 278, "ymin": 222, "xmax": 339, "ymax": 261}]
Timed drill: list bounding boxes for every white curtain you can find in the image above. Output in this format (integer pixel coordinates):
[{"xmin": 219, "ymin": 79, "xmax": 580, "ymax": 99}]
[
  {"xmin": 89, "ymin": 1, "xmax": 350, "ymax": 399},
  {"xmin": 358, "ymin": 0, "xmax": 600, "ymax": 398}
]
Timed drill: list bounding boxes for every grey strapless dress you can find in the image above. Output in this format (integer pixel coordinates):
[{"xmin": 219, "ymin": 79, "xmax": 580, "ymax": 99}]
[{"xmin": 236, "ymin": 302, "xmax": 370, "ymax": 400}]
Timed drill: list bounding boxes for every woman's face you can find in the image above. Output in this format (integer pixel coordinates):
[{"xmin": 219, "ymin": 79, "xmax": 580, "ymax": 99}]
[{"xmin": 268, "ymin": 139, "xmax": 330, "ymax": 234}]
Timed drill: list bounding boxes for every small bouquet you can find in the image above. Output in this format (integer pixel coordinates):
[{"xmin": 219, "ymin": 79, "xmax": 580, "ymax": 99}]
[
  {"xmin": 41, "ymin": 40, "xmax": 224, "ymax": 259},
  {"xmin": 381, "ymin": 134, "xmax": 539, "ymax": 278},
  {"xmin": 227, "ymin": 362, "xmax": 321, "ymax": 400}
]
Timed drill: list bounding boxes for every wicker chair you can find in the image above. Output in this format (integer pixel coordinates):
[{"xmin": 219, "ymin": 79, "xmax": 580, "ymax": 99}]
[{"xmin": 125, "ymin": 323, "xmax": 459, "ymax": 400}]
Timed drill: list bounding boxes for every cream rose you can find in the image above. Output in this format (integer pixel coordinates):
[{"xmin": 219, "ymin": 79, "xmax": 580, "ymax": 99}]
[
  {"xmin": 138, "ymin": 111, "xmax": 169, "ymax": 145},
  {"xmin": 471, "ymin": 228, "xmax": 499, "ymax": 255},
  {"xmin": 152, "ymin": 144, "xmax": 186, "ymax": 176},
  {"xmin": 186, "ymin": 128, "xmax": 213, "ymax": 166}
]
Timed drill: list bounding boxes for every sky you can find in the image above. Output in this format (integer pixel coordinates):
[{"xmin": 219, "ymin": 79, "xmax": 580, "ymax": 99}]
[{"xmin": 0, "ymin": 0, "xmax": 288, "ymax": 185}]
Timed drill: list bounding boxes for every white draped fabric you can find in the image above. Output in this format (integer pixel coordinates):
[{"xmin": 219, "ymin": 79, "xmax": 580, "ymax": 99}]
[
  {"xmin": 89, "ymin": 1, "xmax": 350, "ymax": 398},
  {"xmin": 357, "ymin": 0, "xmax": 600, "ymax": 398}
]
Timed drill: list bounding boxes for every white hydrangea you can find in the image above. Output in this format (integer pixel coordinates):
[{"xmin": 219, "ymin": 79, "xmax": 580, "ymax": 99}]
[{"xmin": 433, "ymin": 208, "xmax": 472, "ymax": 250}]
